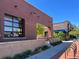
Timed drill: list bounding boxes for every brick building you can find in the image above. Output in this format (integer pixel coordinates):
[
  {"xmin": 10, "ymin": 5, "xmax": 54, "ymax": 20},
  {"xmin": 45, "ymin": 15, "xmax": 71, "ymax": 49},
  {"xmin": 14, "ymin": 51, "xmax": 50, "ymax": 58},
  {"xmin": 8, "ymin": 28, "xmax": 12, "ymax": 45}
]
[
  {"xmin": 0, "ymin": 0, "xmax": 53, "ymax": 42},
  {"xmin": 53, "ymin": 21, "xmax": 73, "ymax": 32},
  {"xmin": 53, "ymin": 21, "xmax": 73, "ymax": 39}
]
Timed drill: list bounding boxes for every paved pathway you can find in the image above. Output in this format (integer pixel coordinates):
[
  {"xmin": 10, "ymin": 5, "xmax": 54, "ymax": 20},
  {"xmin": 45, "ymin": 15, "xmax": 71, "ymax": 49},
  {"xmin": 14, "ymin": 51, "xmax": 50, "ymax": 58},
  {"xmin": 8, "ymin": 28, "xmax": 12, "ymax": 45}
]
[{"xmin": 26, "ymin": 41, "xmax": 72, "ymax": 59}]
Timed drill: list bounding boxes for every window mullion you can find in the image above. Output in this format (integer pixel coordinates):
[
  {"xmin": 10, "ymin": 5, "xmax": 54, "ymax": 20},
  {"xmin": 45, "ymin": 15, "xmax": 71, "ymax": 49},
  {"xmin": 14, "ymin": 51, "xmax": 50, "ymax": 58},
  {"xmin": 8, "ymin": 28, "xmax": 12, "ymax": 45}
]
[{"xmin": 12, "ymin": 17, "xmax": 14, "ymax": 37}]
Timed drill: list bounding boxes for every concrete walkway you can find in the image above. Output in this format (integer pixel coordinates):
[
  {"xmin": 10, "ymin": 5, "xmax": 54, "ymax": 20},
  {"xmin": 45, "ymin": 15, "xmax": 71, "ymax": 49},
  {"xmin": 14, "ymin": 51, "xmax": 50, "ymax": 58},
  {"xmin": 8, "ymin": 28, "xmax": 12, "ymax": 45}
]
[{"xmin": 26, "ymin": 41, "xmax": 73, "ymax": 59}]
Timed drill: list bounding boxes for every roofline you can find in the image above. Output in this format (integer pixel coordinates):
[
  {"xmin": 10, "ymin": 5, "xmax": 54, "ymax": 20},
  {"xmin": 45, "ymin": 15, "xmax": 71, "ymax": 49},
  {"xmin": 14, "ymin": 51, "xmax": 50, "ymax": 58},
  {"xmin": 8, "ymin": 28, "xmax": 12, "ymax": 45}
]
[
  {"xmin": 24, "ymin": 0, "xmax": 52, "ymax": 19},
  {"xmin": 53, "ymin": 20, "xmax": 70, "ymax": 25}
]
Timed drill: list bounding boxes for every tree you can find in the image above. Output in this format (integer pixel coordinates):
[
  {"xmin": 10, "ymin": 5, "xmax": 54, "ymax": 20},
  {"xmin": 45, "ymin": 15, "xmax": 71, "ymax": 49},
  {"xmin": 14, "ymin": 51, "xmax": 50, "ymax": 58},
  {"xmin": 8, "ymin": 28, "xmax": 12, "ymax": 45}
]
[
  {"xmin": 53, "ymin": 32, "xmax": 65, "ymax": 40},
  {"xmin": 36, "ymin": 23, "xmax": 44, "ymax": 36},
  {"xmin": 57, "ymin": 32, "xmax": 65, "ymax": 40},
  {"xmin": 69, "ymin": 26, "xmax": 79, "ymax": 38},
  {"xmin": 53, "ymin": 32, "xmax": 58, "ymax": 38}
]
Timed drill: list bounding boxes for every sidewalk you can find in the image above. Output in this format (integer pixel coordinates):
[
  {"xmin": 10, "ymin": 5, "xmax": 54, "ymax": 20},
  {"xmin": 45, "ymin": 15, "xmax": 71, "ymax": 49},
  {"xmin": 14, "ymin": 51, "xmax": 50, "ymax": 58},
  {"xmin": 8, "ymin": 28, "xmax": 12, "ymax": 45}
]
[{"xmin": 26, "ymin": 41, "xmax": 73, "ymax": 59}]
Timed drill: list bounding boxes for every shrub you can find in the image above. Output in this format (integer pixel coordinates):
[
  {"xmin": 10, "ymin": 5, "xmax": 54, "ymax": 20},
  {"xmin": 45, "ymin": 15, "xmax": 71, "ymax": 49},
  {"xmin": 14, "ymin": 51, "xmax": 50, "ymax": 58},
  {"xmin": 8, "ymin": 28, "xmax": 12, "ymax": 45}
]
[
  {"xmin": 41, "ymin": 45, "xmax": 49, "ymax": 51},
  {"xmin": 50, "ymin": 41, "xmax": 62, "ymax": 46},
  {"xmin": 13, "ymin": 54, "xmax": 26, "ymax": 59},
  {"xmin": 53, "ymin": 32, "xmax": 66, "ymax": 41},
  {"xmin": 21, "ymin": 50, "xmax": 32, "ymax": 58},
  {"xmin": 32, "ymin": 47, "xmax": 41, "ymax": 55},
  {"xmin": 3, "ymin": 56, "xmax": 12, "ymax": 59},
  {"xmin": 13, "ymin": 50, "xmax": 32, "ymax": 59}
]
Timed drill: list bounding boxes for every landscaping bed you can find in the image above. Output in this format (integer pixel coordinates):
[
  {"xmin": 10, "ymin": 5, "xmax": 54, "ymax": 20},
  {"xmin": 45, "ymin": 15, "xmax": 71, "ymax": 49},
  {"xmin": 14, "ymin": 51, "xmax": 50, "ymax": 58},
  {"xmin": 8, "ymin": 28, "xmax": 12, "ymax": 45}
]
[
  {"xmin": 3, "ymin": 45, "xmax": 50, "ymax": 59},
  {"xmin": 3, "ymin": 41, "xmax": 62, "ymax": 59}
]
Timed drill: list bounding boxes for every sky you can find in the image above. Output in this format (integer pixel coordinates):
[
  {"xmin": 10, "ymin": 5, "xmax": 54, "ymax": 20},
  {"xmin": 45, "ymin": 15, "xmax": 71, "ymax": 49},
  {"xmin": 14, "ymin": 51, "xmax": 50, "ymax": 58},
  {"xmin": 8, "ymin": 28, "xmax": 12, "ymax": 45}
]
[{"xmin": 26, "ymin": 0, "xmax": 79, "ymax": 26}]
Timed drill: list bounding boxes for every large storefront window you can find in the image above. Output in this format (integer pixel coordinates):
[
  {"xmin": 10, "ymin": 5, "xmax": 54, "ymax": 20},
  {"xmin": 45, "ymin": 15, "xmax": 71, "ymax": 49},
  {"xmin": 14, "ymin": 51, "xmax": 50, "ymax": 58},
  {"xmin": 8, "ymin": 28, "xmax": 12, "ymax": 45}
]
[{"xmin": 4, "ymin": 15, "xmax": 24, "ymax": 37}]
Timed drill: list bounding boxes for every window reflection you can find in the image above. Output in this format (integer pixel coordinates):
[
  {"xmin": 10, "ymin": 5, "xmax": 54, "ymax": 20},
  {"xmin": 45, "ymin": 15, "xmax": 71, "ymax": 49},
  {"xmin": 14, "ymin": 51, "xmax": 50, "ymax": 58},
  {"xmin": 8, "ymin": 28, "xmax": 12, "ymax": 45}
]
[
  {"xmin": 13, "ymin": 32, "xmax": 19, "ymax": 37},
  {"xmin": 13, "ymin": 23, "xmax": 19, "ymax": 27},
  {"xmin": 4, "ymin": 32, "xmax": 12, "ymax": 37},
  {"xmin": 4, "ymin": 16, "xmax": 12, "ymax": 21},
  {"xmin": 4, "ymin": 27, "xmax": 12, "ymax": 31},
  {"xmin": 13, "ymin": 28, "xmax": 19, "ymax": 32},
  {"xmin": 13, "ymin": 18, "xmax": 19, "ymax": 23},
  {"xmin": 4, "ymin": 21, "xmax": 12, "ymax": 26}
]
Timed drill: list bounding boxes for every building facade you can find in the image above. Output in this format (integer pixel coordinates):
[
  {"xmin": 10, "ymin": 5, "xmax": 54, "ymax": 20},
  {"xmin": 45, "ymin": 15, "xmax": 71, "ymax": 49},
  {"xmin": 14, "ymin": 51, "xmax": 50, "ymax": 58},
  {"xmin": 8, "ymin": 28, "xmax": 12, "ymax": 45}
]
[
  {"xmin": 0, "ymin": 0, "xmax": 53, "ymax": 42},
  {"xmin": 53, "ymin": 21, "xmax": 73, "ymax": 32},
  {"xmin": 53, "ymin": 21, "xmax": 73, "ymax": 39}
]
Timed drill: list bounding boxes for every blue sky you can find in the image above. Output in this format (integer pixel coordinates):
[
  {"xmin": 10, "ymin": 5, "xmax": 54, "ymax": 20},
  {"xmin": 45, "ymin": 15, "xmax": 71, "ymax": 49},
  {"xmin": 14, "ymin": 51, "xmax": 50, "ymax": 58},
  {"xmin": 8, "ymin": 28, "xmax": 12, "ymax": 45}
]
[{"xmin": 26, "ymin": 0, "xmax": 79, "ymax": 26}]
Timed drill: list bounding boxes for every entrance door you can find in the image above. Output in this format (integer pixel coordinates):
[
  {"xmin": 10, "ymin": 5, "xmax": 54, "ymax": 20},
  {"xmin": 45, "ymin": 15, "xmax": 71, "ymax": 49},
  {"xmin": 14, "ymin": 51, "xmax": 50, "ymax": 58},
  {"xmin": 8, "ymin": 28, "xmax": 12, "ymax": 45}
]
[{"xmin": 44, "ymin": 31, "xmax": 48, "ymax": 37}]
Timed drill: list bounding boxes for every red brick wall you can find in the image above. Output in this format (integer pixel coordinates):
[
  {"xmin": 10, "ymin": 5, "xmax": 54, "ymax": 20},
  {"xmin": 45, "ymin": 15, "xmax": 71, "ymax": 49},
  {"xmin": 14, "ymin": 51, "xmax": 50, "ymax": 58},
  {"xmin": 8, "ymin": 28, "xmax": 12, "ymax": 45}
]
[
  {"xmin": 53, "ymin": 21, "xmax": 68, "ymax": 31},
  {"xmin": 53, "ymin": 21, "xmax": 72, "ymax": 31},
  {"xmin": 0, "ymin": 0, "xmax": 53, "ymax": 40}
]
